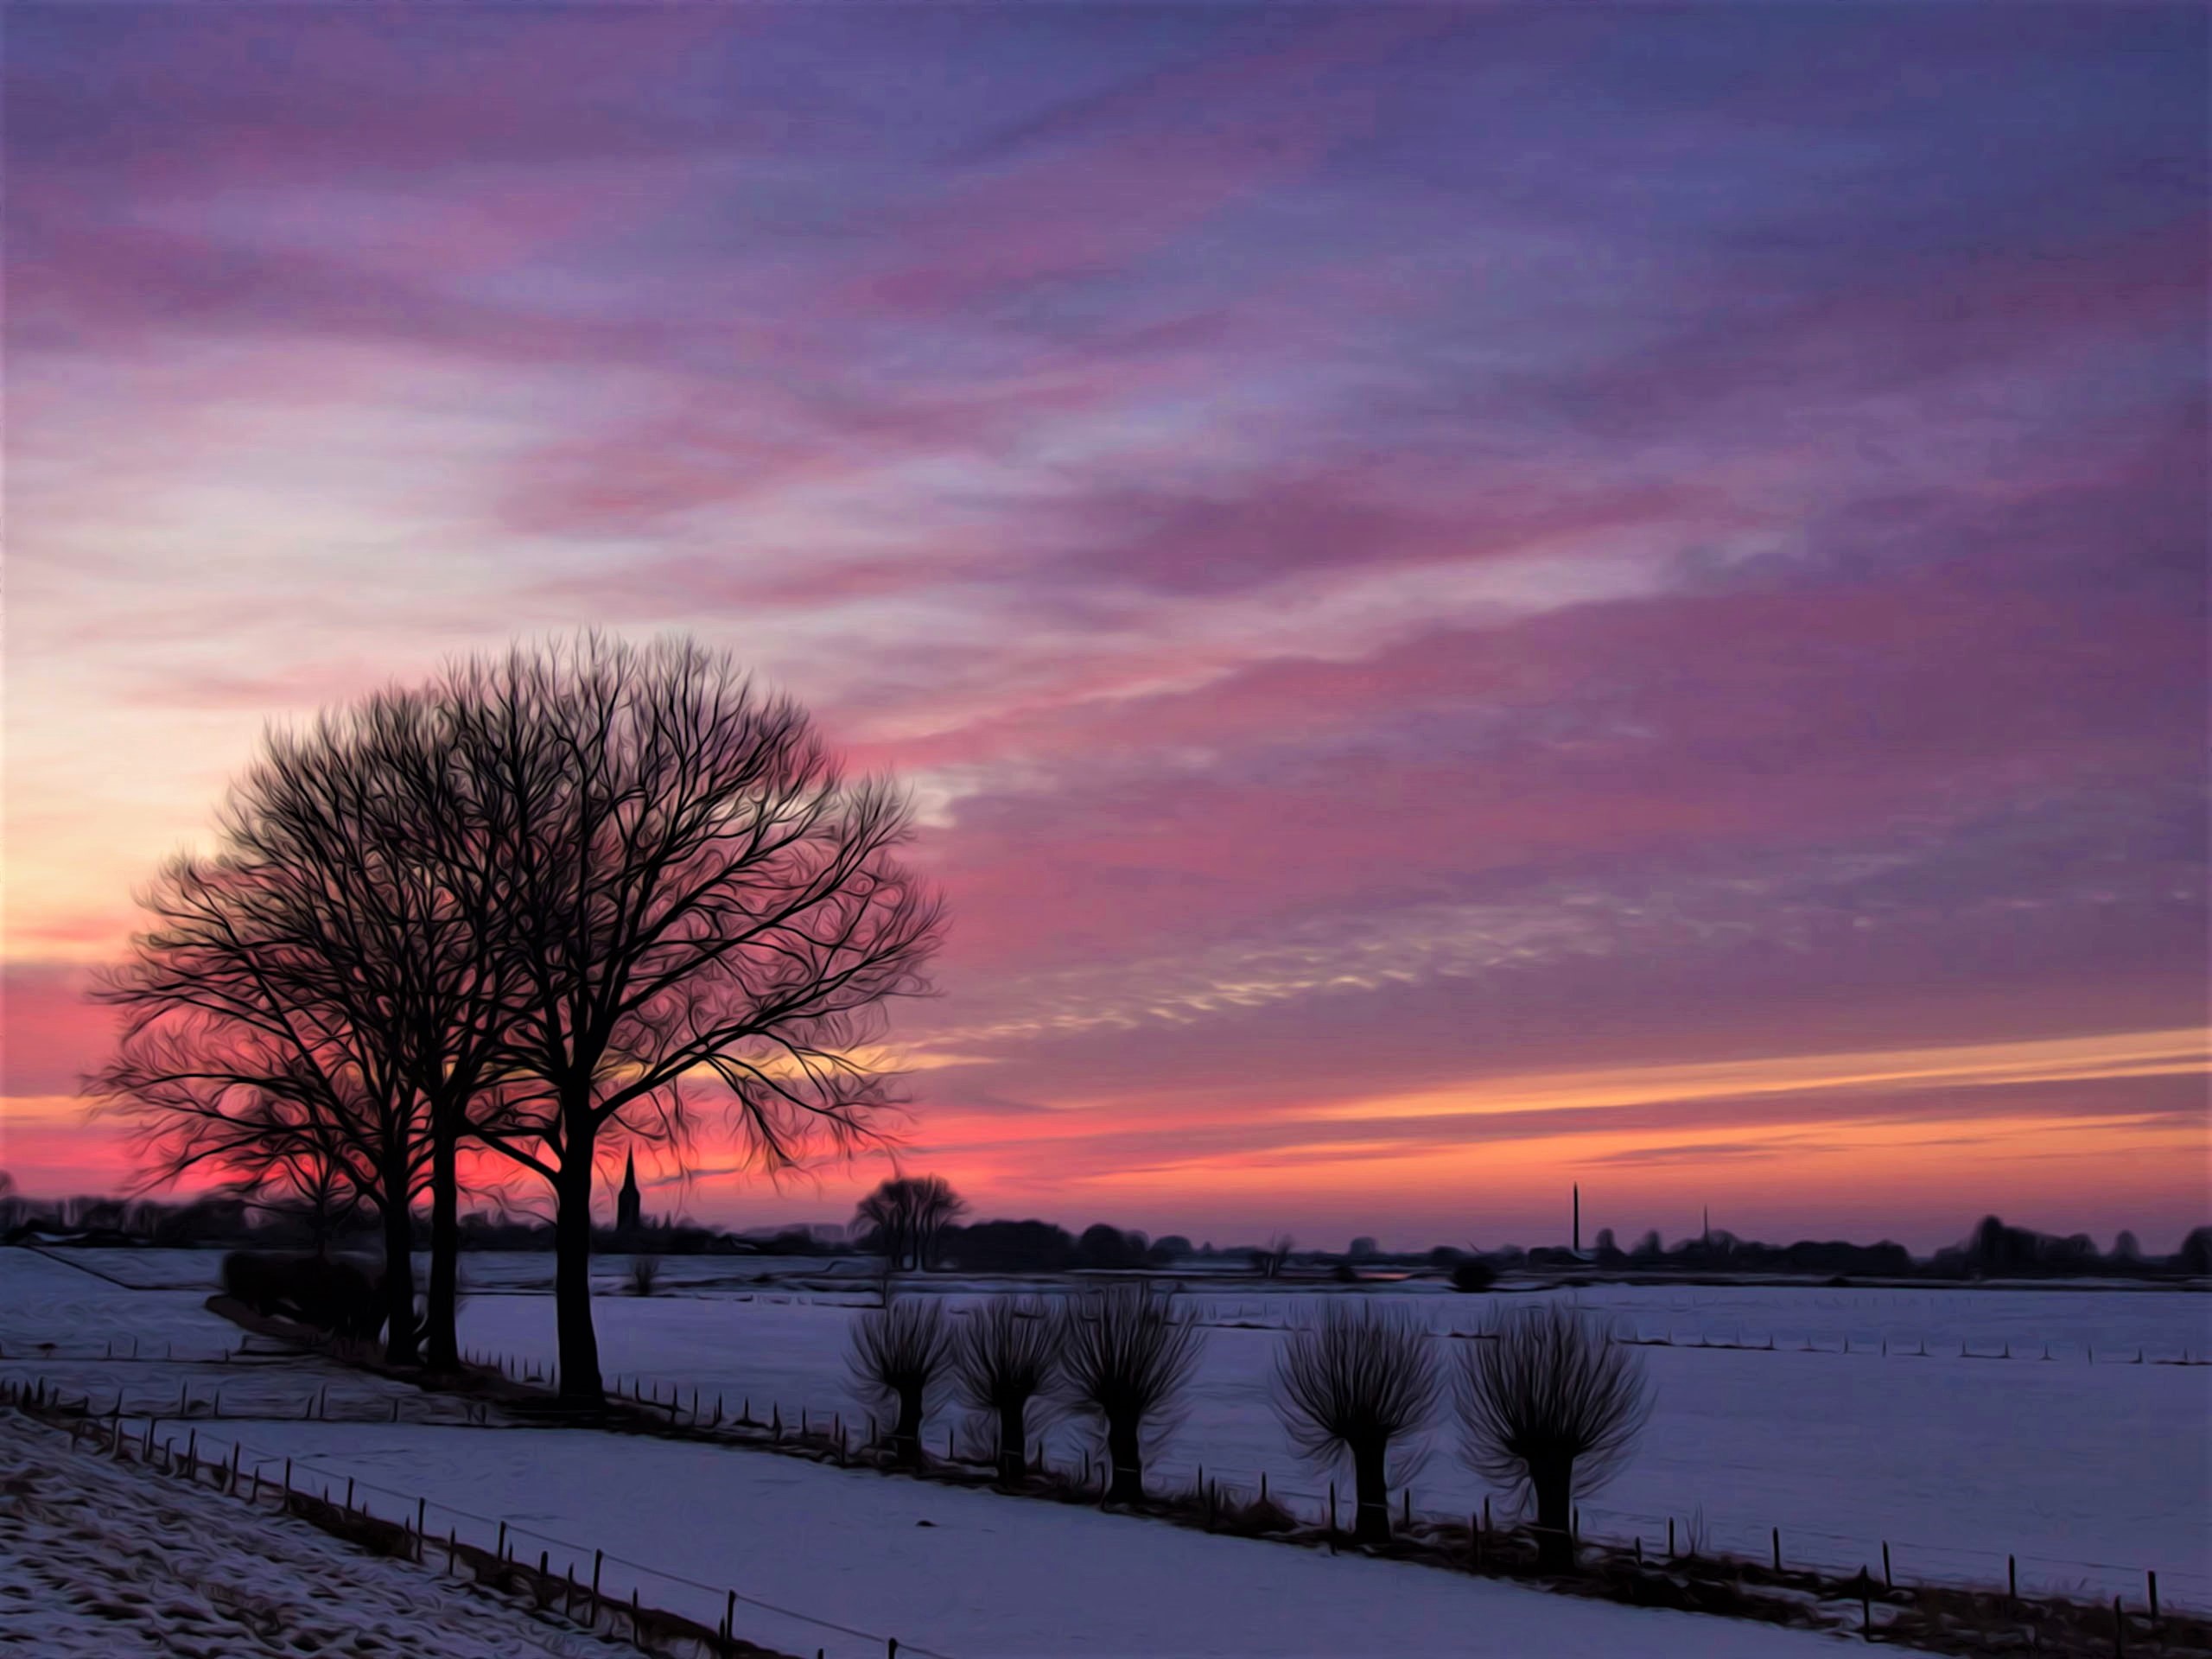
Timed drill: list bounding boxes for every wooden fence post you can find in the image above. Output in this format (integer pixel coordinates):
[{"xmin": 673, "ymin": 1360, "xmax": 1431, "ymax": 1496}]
[
  {"xmin": 2149, "ymin": 1571, "xmax": 2159, "ymax": 1624},
  {"xmin": 593, "ymin": 1548, "xmax": 603, "ymax": 1614},
  {"xmin": 2008, "ymin": 1555, "xmax": 2016, "ymax": 1600},
  {"xmin": 1772, "ymin": 1527, "xmax": 1781, "ymax": 1573},
  {"xmin": 1881, "ymin": 1541, "xmax": 1891, "ymax": 1587}
]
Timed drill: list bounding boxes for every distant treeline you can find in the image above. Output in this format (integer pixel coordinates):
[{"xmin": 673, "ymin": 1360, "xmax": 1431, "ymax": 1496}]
[{"xmin": 5, "ymin": 1189, "xmax": 2206, "ymax": 1282}]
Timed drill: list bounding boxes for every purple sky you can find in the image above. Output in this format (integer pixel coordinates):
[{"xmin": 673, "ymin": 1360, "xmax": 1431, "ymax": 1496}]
[{"xmin": 3, "ymin": 5, "xmax": 2206, "ymax": 1250}]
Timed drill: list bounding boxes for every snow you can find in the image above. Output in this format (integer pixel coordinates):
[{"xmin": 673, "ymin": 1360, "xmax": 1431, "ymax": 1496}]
[
  {"xmin": 0, "ymin": 1247, "xmax": 1855, "ymax": 1657},
  {"xmin": 0, "ymin": 1405, "xmax": 632, "ymax": 1658},
  {"xmin": 445, "ymin": 1262, "xmax": 2212, "ymax": 1607},
  {"xmin": 164, "ymin": 1418, "xmax": 1860, "ymax": 1659},
  {"xmin": 10, "ymin": 1244, "xmax": 2207, "ymax": 1656}
]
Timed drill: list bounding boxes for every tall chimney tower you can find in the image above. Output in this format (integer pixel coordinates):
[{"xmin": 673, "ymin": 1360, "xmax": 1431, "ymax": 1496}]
[{"xmin": 1573, "ymin": 1184, "xmax": 1580, "ymax": 1255}]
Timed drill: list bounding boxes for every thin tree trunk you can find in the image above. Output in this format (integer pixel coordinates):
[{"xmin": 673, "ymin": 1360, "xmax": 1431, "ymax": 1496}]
[
  {"xmin": 424, "ymin": 1120, "xmax": 461, "ymax": 1372},
  {"xmin": 553, "ymin": 1122, "xmax": 603, "ymax": 1408},
  {"xmin": 378, "ymin": 1182, "xmax": 419, "ymax": 1367},
  {"xmin": 997, "ymin": 1400, "xmax": 1027, "ymax": 1482},
  {"xmin": 1352, "ymin": 1442, "xmax": 1390, "ymax": 1545},
  {"xmin": 1106, "ymin": 1418, "xmax": 1143, "ymax": 1503}
]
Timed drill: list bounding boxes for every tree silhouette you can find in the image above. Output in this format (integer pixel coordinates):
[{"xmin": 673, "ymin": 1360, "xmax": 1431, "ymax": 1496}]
[
  {"xmin": 849, "ymin": 1296, "xmax": 952, "ymax": 1466},
  {"xmin": 1058, "ymin": 1284, "xmax": 1203, "ymax": 1503},
  {"xmin": 91, "ymin": 710, "xmax": 454, "ymax": 1363},
  {"xmin": 954, "ymin": 1294, "xmax": 1063, "ymax": 1480},
  {"xmin": 855, "ymin": 1174, "xmax": 967, "ymax": 1273},
  {"xmin": 445, "ymin": 638, "xmax": 942, "ymax": 1406},
  {"xmin": 92, "ymin": 635, "xmax": 941, "ymax": 1402},
  {"xmin": 1453, "ymin": 1304, "xmax": 1651, "ymax": 1572},
  {"xmin": 1273, "ymin": 1300, "xmax": 1439, "ymax": 1543}
]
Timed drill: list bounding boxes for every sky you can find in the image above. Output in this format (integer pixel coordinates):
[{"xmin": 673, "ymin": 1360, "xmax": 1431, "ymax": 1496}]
[{"xmin": 3, "ymin": 4, "xmax": 2206, "ymax": 1253}]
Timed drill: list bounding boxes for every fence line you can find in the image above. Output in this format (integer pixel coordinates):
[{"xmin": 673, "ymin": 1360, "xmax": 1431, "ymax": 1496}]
[
  {"xmin": 7, "ymin": 1340, "xmax": 2205, "ymax": 1615},
  {"xmin": 1, "ymin": 1381, "xmax": 950, "ymax": 1659}
]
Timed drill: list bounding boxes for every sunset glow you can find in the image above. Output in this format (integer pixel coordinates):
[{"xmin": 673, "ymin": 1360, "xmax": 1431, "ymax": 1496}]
[{"xmin": 3, "ymin": 4, "xmax": 2205, "ymax": 1252}]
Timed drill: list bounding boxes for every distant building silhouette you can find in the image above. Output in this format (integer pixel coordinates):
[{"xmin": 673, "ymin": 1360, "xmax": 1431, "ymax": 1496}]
[{"xmin": 617, "ymin": 1152, "xmax": 642, "ymax": 1233}]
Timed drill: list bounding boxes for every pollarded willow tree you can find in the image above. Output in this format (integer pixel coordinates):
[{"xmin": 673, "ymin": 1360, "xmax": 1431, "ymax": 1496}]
[
  {"xmin": 443, "ymin": 638, "xmax": 944, "ymax": 1406},
  {"xmin": 1273, "ymin": 1300, "xmax": 1440, "ymax": 1544},
  {"xmin": 1455, "ymin": 1303, "xmax": 1652, "ymax": 1572}
]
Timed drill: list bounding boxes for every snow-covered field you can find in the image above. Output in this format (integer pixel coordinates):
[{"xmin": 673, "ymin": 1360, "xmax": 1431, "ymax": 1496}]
[
  {"xmin": 422, "ymin": 1255, "xmax": 2212, "ymax": 1609},
  {"xmin": 11, "ymin": 1248, "xmax": 2210, "ymax": 1633},
  {"xmin": 1, "ymin": 1245, "xmax": 1865, "ymax": 1658}
]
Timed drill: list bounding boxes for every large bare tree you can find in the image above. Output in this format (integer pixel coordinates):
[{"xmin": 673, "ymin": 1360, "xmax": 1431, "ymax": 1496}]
[{"xmin": 442, "ymin": 638, "xmax": 943, "ymax": 1406}]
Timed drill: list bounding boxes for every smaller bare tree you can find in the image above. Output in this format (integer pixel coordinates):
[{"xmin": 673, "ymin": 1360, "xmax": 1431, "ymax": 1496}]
[
  {"xmin": 955, "ymin": 1295, "xmax": 1064, "ymax": 1481},
  {"xmin": 1058, "ymin": 1284, "xmax": 1203, "ymax": 1503},
  {"xmin": 1274, "ymin": 1300, "xmax": 1439, "ymax": 1543},
  {"xmin": 1454, "ymin": 1303, "xmax": 1652, "ymax": 1572},
  {"xmin": 627, "ymin": 1254, "xmax": 662, "ymax": 1297},
  {"xmin": 855, "ymin": 1175, "xmax": 967, "ymax": 1273},
  {"xmin": 849, "ymin": 1297, "xmax": 952, "ymax": 1466}
]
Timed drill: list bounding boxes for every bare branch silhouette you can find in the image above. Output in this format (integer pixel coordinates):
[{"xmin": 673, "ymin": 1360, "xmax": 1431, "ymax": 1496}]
[
  {"xmin": 954, "ymin": 1294, "xmax": 1064, "ymax": 1481},
  {"xmin": 1453, "ymin": 1303, "xmax": 1653, "ymax": 1572},
  {"xmin": 437, "ymin": 636, "xmax": 944, "ymax": 1405},
  {"xmin": 1273, "ymin": 1300, "xmax": 1440, "ymax": 1543},
  {"xmin": 849, "ymin": 1296, "xmax": 953, "ymax": 1466},
  {"xmin": 1058, "ymin": 1284, "xmax": 1203, "ymax": 1503},
  {"xmin": 855, "ymin": 1174, "xmax": 967, "ymax": 1273}
]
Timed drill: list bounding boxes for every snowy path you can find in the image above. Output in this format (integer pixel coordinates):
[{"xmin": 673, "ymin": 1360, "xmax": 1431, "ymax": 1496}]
[
  {"xmin": 0, "ymin": 1408, "xmax": 634, "ymax": 1659},
  {"xmin": 214, "ymin": 1418, "xmax": 1866, "ymax": 1659}
]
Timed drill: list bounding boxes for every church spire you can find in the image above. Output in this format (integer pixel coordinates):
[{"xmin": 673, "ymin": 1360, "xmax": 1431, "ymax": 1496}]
[{"xmin": 617, "ymin": 1150, "xmax": 642, "ymax": 1233}]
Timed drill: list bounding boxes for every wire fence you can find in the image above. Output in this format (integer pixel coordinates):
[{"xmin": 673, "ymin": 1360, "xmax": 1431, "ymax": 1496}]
[
  {"xmin": 6, "ymin": 1334, "xmax": 2206, "ymax": 1623},
  {"xmin": 5, "ymin": 1382, "xmax": 946, "ymax": 1659}
]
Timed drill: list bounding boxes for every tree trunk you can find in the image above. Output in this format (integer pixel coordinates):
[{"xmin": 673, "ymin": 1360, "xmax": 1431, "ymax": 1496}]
[
  {"xmin": 424, "ymin": 1119, "xmax": 461, "ymax": 1372},
  {"xmin": 1352, "ymin": 1440, "xmax": 1391, "ymax": 1545},
  {"xmin": 996, "ymin": 1400, "xmax": 1027, "ymax": 1482},
  {"xmin": 378, "ymin": 1183, "xmax": 419, "ymax": 1367},
  {"xmin": 891, "ymin": 1386, "xmax": 924, "ymax": 1466},
  {"xmin": 1534, "ymin": 1461, "xmax": 1575, "ymax": 1573},
  {"xmin": 553, "ymin": 1120, "xmax": 604, "ymax": 1408},
  {"xmin": 1105, "ymin": 1416, "xmax": 1143, "ymax": 1503}
]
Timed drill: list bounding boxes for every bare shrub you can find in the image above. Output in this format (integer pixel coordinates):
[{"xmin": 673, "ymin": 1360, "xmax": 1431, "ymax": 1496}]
[
  {"xmin": 954, "ymin": 1295, "xmax": 1063, "ymax": 1481},
  {"xmin": 1058, "ymin": 1284, "xmax": 1203, "ymax": 1503},
  {"xmin": 1450, "ymin": 1258, "xmax": 1496, "ymax": 1294},
  {"xmin": 849, "ymin": 1297, "xmax": 952, "ymax": 1465},
  {"xmin": 627, "ymin": 1255, "xmax": 662, "ymax": 1297},
  {"xmin": 1454, "ymin": 1302, "xmax": 1652, "ymax": 1572},
  {"xmin": 1274, "ymin": 1300, "xmax": 1439, "ymax": 1543}
]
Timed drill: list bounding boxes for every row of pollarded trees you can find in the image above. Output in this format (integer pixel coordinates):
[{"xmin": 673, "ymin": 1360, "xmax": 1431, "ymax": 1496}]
[
  {"xmin": 94, "ymin": 635, "xmax": 942, "ymax": 1405},
  {"xmin": 849, "ymin": 1284, "xmax": 1202, "ymax": 1497},
  {"xmin": 849, "ymin": 1289, "xmax": 1649, "ymax": 1567}
]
